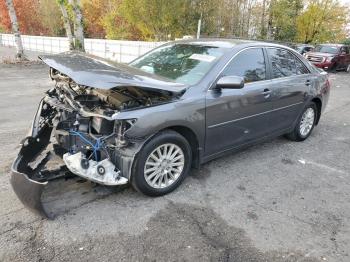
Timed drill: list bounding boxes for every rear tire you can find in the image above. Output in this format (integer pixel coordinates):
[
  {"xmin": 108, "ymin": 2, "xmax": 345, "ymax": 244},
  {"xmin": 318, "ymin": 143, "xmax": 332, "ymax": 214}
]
[
  {"xmin": 131, "ymin": 130, "xmax": 192, "ymax": 196},
  {"xmin": 286, "ymin": 102, "xmax": 317, "ymax": 142}
]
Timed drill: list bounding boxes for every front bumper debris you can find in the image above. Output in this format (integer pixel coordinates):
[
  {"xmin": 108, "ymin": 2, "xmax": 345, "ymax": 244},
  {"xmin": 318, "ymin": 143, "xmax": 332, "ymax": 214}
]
[
  {"xmin": 10, "ymin": 124, "xmax": 54, "ymax": 218},
  {"xmin": 63, "ymin": 152, "xmax": 128, "ymax": 186},
  {"xmin": 10, "ymin": 97, "xmax": 133, "ymax": 218}
]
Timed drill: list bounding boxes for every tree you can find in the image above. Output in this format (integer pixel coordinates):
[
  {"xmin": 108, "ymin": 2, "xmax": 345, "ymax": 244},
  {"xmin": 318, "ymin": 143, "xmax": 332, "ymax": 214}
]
[
  {"xmin": 57, "ymin": 0, "xmax": 85, "ymax": 51},
  {"xmin": 81, "ymin": 0, "xmax": 106, "ymax": 38},
  {"xmin": 269, "ymin": 0, "xmax": 303, "ymax": 41},
  {"xmin": 1, "ymin": 0, "xmax": 349, "ymax": 44},
  {"xmin": 120, "ymin": 0, "xmax": 195, "ymax": 40},
  {"xmin": 296, "ymin": 0, "xmax": 349, "ymax": 44},
  {"xmin": 57, "ymin": 0, "xmax": 74, "ymax": 49},
  {"xmin": 1, "ymin": 0, "xmax": 50, "ymax": 35},
  {"xmin": 101, "ymin": 6, "xmax": 141, "ymax": 40},
  {"xmin": 39, "ymin": 0, "xmax": 65, "ymax": 36},
  {"xmin": 0, "ymin": 0, "xmax": 11, "ymax": 32},
  {"xmin": 81, "ymin": 0, "xmax": 141, "ymax": 40},
  {"xmin": 69, "ymin": 0, "xmax": 85, "ymax": 50},
  {"xmin": 4, "ymin": 0, "xmax": 25, "ymax": 60},
  {"xmin": 192, "ymin": 0, "xmax": 217, "ymax": 37},
  {"xmin": 260, "ymin": 0, "xmax": 268, "ymax": 39}
]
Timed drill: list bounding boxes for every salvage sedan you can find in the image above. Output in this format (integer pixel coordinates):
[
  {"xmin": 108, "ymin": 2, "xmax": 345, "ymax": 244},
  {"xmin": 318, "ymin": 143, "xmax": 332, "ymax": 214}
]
[{"xmin": 11, "ymin": 39, "xmax": 330, "ymax": 218}]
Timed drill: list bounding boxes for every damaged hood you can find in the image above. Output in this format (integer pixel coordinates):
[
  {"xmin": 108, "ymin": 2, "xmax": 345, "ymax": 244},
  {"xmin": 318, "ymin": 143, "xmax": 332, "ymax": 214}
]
[{"xmin": 39, "ymin": 52, "xmax": 187, "ymax": 93}]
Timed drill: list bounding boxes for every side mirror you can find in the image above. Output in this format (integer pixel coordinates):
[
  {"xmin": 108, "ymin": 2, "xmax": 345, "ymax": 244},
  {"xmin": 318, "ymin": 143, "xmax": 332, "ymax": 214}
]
[{"xmin": 216, "ymin": 76, "xmax": 244, "ymax": 89}]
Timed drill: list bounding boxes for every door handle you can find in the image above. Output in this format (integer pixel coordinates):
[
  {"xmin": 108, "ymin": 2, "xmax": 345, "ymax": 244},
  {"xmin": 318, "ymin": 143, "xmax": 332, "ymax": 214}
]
[
  {"xmin": 262, "ymin": 88, "xmax": 271, "ymax": 98},
  {"xmin": 305, "ymin": 79, "xmax": 311, "ymax": 86}
]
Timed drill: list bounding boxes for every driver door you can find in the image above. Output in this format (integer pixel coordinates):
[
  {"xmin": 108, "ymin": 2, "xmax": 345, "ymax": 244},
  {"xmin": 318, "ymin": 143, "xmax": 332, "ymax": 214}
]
[{"xmin": 205, "ymin": 48, "xmax": 274, "ymax": 156}]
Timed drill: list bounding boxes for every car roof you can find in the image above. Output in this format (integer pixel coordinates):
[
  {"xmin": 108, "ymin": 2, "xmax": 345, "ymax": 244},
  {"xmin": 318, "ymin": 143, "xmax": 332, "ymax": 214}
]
[{"xmin": 171, "ymin": 38, "xmax": 294, "ymax": 50}]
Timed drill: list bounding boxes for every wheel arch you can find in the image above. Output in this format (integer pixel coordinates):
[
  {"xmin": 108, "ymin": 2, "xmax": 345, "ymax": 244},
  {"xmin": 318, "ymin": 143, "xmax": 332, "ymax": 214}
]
[{"xmin": 164, "ymin": 126, "xmax": 201, "ymax": 168}]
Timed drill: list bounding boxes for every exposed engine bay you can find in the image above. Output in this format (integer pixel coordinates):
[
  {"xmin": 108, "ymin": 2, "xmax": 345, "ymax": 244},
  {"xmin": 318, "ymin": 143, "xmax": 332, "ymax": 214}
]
[
  {"xmin": 45, "ymin": 68, "xmax": 175, "ymax": 184},
  {"xmin": 10, "ymin": 59, "xmax": 182, "ymax": 218}
]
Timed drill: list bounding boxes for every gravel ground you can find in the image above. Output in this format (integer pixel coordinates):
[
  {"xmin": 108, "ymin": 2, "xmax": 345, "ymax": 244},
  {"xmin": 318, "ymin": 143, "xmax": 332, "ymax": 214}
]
[{"xmin": 0, "ymin": 62, "xmax": 349, "ymax": 262}]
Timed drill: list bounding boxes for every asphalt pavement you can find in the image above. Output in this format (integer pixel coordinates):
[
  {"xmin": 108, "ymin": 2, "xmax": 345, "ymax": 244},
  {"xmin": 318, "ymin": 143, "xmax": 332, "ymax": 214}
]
[{"xmin": 0, "ymin": 62, "xmax": 349, "ymax": 262}]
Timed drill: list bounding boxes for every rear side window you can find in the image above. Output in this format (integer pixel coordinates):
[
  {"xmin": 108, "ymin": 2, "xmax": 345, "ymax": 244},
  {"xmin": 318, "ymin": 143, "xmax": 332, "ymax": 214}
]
[
  {"xmin": 222, "ymin": 48, "xmax": 266, "ymax": 83},
  {"xmin": 267, "ymin": 48, "xmax": 296, "ymax": 78}
]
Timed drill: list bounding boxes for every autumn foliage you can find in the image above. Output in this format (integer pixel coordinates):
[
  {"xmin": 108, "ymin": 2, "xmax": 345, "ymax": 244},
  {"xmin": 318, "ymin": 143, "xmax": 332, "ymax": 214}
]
[
  {"xmin": 0, "ymin": 0, "xmax": 54, "ymax": 35},
  {"xmin": 1, "ymin": 0, "xmax": 349, "ymax": 43},
  {"xmin": 0, "ymin": 0, "xmax": 11, "ymax": 32}
]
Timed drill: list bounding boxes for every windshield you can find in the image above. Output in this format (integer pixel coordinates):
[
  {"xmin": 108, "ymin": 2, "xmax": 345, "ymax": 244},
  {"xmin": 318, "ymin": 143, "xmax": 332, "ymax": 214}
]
[
  {"xmin": 314, "ymin": 45, "xmax": 339, "ymax": 54},
  {"xmin": 129, "ymin": 43, "xmax": 227, "ymax": 85}
]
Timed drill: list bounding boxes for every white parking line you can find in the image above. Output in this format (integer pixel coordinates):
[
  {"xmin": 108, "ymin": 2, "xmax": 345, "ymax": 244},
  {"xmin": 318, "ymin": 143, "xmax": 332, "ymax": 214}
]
[{"xmin": 298, "ymin": 159, "xmax": 348, "ymax": 176}]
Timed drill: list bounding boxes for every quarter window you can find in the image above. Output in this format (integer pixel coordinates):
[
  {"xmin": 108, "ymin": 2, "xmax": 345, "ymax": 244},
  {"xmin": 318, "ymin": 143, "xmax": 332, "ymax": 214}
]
[
  {"xmin": 222, "ymin": 48, "xmax": 266, "ymax": 83},
  {"xmin": 267, "ymin": 48, "xmax": 297, "ymax": 78}
]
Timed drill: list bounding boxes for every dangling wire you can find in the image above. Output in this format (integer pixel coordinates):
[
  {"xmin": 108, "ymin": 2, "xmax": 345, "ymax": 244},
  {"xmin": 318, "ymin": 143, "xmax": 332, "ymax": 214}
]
[{"xmin": 69, "ymin": 130, "xmax": 103, "ymax": 161}]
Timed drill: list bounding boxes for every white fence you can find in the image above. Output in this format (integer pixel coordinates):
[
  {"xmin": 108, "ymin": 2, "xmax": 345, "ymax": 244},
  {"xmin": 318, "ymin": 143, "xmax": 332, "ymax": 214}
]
[{"xmin": 0, "ymin": 34, "xmax": 164, "ymax": 63}]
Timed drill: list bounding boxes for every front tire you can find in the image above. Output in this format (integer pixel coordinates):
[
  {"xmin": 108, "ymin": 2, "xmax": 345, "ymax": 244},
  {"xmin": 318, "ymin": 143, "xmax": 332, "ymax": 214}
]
[
  {"xmin": 286, "ymin": 102, "xmax": 317, "ymax": 141},
  {"xmin": 131, "ymin": 130, "xmax": 192, "ymax": 196}
]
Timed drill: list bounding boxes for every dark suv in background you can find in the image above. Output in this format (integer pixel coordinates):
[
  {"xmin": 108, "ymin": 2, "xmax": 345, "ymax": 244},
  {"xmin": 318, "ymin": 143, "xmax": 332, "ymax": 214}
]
[{"xmin": 305, "ymin": 44, "xmax": 350, "ymax": 72}]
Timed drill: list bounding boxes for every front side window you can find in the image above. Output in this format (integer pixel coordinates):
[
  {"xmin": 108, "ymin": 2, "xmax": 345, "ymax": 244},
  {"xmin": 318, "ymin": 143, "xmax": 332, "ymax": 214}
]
[
  {"xmin": 130, "ymin": 43, "xmax": 227, "ymax": 85},
  {"xmin": 222, "ymin": 48, "xmax": 266, "ymax": 83},
  {"xmin": 267, "ymin": 48, "xmax": 296, "ymax": 78}
]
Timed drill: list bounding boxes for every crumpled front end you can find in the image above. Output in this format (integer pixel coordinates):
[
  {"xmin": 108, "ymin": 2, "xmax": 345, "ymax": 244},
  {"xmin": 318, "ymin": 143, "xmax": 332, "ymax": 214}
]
[
  {"xmin": 11, "ymin": 122, "xmax": 52, "ymax": 218},
  {"xmin": 10, "ymin": 65, "xmax": 175, "ymax": 218}
]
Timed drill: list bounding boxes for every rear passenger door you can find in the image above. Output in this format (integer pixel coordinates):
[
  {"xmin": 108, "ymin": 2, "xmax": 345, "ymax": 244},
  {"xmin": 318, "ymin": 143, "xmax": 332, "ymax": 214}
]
[{"xmin": 265, "ymin": 48, "xmax": 310, "ymax": 131}]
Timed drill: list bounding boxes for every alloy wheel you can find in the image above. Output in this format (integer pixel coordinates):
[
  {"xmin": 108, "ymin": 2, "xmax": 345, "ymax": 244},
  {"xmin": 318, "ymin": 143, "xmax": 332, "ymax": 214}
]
[
  {"xmin": 144, "ymin": 143, "xmax": 185, "ymax": 189},
  {"xmin": 299, "ymin": 107, "xmax": 315, "ymax": 137}
]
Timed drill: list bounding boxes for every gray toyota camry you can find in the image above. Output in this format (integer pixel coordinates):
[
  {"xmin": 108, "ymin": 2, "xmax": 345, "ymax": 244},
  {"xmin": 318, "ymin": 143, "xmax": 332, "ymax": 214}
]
[{"xmin": 11, "ymin": 39, "xmax": 330, "ymax": 217}]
